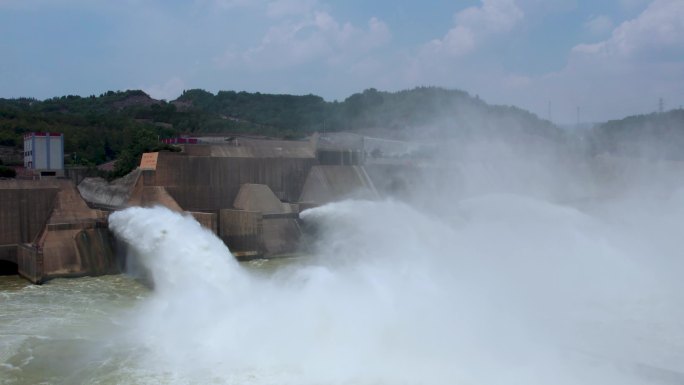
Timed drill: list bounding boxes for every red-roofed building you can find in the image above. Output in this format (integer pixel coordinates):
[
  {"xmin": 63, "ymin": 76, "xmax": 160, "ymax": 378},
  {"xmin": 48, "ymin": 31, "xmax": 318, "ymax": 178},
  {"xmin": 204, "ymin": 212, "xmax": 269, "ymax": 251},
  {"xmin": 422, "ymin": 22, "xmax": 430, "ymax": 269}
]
[{"xmin": 161, "ymin": 136, "xmax": 199, "ymax": 145}]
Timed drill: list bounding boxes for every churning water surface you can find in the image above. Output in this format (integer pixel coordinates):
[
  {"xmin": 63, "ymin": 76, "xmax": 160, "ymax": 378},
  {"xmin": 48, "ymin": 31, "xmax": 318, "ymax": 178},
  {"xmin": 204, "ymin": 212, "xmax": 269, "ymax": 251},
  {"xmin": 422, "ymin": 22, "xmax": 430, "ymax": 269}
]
[{"xmin": 1, "ymin": 197, "xmax": 684, "ymax": 385}]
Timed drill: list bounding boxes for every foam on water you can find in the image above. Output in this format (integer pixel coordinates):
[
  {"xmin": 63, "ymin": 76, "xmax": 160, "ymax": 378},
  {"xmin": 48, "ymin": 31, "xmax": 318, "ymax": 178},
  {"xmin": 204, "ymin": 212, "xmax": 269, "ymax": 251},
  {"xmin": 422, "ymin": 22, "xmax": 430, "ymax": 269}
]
[{"xmin": 108, "ymin": 197, "xmax": 684, "ymax": 385}]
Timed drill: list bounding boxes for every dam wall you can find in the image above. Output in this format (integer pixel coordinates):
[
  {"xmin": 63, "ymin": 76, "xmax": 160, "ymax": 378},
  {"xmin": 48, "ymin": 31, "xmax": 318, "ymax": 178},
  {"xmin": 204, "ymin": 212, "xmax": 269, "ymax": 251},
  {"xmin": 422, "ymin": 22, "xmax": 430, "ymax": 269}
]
[
  {"xmin": 4, "ymin": 135, "xmax": 424, "ymax": 282},
  {"xmin": 299, "ymin": 165, "xmax": 378, "ymax": 205},
  {"xmin": 216, "ymin": 210, "xmax": 300, "ymax": 260},
  {"xmin": 76, "ymin": 140, "xmax": 320, "ymax": 260},
  {"xmin": 145, "ymin": 152, "xmax": 316, "ymax": 211},
  {"xmin": 190, "ymin": 212, "xmax": 219, "ymax": 234}
]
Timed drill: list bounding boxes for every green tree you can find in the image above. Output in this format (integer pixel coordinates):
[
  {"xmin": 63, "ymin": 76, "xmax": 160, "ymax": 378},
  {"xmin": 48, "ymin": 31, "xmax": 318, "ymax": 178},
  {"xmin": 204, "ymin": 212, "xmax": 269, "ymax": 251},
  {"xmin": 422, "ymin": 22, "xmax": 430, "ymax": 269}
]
[{"xmin": 0, "ymin": 165, "xmax": 16, "ymax": 178}]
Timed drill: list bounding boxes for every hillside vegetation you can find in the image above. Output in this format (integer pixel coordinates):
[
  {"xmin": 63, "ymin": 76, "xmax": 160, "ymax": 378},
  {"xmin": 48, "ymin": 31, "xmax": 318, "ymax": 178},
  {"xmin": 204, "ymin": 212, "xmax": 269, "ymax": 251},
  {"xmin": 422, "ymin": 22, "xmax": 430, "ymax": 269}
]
[
  {"xmin": 0, "ymin": 87, "xmax": 560, "ymax": 177},
  {"xmin": 589, "ymin": 109, "xmax": 684, "ymax": 160}
]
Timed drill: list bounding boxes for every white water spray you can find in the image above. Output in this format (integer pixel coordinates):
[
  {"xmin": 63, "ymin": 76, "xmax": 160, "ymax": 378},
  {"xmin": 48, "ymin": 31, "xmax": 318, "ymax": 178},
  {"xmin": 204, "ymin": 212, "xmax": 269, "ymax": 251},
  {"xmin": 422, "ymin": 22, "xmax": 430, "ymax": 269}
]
[{"xmin": 109, "ymin": 194, "xmax": 684, "ymax": 384}]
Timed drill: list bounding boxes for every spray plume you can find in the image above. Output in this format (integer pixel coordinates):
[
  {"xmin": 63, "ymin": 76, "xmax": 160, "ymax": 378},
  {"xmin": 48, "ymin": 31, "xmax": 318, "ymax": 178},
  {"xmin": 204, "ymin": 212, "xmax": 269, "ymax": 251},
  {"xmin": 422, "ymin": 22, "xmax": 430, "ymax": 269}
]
[{"xmin": 109, "ymin": 174, "xmax": 684, "ymax": 385}]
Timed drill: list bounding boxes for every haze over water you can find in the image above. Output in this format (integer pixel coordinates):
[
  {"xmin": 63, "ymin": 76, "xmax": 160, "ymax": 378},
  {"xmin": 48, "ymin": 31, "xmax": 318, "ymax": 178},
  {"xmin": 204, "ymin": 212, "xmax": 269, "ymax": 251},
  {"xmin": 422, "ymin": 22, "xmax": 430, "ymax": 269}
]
[{"xmin": 3, "ymin": 133, "xmax": 684, "ymax": 384}]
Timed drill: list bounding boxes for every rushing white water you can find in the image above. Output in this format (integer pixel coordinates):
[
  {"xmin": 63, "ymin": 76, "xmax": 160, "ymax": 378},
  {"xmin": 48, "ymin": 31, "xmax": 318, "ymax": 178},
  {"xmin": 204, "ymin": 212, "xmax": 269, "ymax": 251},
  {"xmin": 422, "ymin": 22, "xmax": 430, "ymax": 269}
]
[{"xmin": 106, "ymin": 194, "xmax": 684, "ymax": 384}]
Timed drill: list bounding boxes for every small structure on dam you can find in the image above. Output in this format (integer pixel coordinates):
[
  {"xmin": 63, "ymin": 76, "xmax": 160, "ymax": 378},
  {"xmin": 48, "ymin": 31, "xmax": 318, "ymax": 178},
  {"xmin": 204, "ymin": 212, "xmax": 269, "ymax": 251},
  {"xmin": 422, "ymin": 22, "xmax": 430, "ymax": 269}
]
[{"xmin": 23, "ymin": 132, "xmax": 65, "ymax": 178}]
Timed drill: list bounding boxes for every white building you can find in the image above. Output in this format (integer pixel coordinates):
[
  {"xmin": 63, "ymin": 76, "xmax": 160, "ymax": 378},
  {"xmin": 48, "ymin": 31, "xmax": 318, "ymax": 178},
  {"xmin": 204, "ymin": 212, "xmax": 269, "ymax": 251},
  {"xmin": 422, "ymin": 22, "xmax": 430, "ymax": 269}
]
[{"xmin": 24, "ymin": 132, "xmax": 64, "ymax": 177}]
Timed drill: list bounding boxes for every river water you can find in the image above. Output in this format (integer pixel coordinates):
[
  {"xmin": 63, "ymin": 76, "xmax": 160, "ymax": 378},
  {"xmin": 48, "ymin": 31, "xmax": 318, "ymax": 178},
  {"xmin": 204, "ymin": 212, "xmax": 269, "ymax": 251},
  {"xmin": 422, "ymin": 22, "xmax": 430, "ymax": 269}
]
[
  {"xmin": 0, "ymin": 274, "xmax": 148, "ymax": 384},
  {"xmin": 0, "ymin": 260, "xmax": 290, "ymax": 385},
  {"xmin": 2, "ymin": 199, "xmax": 684, "ymax": 384}
]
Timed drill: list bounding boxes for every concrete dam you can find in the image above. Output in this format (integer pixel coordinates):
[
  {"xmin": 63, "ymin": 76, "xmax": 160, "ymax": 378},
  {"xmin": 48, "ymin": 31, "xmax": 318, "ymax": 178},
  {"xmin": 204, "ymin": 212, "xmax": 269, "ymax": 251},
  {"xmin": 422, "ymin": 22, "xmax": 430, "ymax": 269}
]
[{"xmin": 0, "ymin": 134, "xmax": 418, "ymax": 283}]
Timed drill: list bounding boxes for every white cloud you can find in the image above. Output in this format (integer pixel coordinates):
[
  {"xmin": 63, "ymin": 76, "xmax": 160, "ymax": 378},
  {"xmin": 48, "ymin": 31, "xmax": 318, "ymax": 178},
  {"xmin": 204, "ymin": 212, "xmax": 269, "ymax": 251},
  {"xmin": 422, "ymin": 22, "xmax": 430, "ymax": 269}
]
[
  {"xmin": 424, "ymin": 25, "xmax": 476, "ymax": 57},
  {"xmin": 423, "ymin": 0, "xmax": 524, "ymax": 57},
  {"xmin": 573, "ymin": 0, "xmax": 684, "ymax": 58},
  {"xmin": 391, "ymin": 0, "xmax": 684, "ymax": 123},
  {"xmin": 217, "ymin": 8, "xmax": 390, "ymax": 70},
  {"xmin": 583, "ymin": 15, "xmax": 614, "ymax": 36},
  {"xmin": 455, "ymin": 0, "xmax": 525, "ymax": 34},
  {"xmin": 393, "ymin": 0, "xmax": 525, "ymax": 95}
]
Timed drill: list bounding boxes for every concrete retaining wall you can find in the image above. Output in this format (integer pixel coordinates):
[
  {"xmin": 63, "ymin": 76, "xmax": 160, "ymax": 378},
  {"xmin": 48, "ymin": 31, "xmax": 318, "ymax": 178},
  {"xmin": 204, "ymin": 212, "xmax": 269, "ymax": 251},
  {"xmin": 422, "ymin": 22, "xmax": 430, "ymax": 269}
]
[
  {"xmin": 0, "ymin": 244, "xmax": 17, "ymax": 264},
  {"xmin": 219, "ymin": 209, "xmax": 263, "ymax": 258},
  {"xmin": 17, "ymin": 244, "xmax": 44, "ymax": 284},
  {"xmin": 78, "ymin": 169, "xmax": 141, "ymax": 210},
  {"xmin": 190, "ymin": 212, "xmax": 218, "ymax": 234},
  {"xmin": 41, "ymin": 228, "xmax": 83, "ymax": 276},
  {"xmin": 261, "ymin": 218, "xmax": 300, "ymax": 257},
  {"xmin": 233, "ymin": 183, "xmax": 293, "ymax": 213},
  {"xmin": 0, "ymin": 183, "xmax": 58, "ymax": 244},
  {"xmin": 64, "ymin": 166, "xmax": 97, "ymax": 186},
  {"xmin": 73, "ymin": 228, "xmax": 119, "ymax": 276}
]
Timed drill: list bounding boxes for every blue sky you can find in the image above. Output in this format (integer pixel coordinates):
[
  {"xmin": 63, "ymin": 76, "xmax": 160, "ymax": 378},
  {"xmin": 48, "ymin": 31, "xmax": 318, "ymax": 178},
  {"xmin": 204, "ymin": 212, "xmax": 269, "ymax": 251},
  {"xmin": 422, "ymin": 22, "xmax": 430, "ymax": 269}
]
[{"xmin": 0, "ymin": 0, "xmax": 682, "ymax": 123}]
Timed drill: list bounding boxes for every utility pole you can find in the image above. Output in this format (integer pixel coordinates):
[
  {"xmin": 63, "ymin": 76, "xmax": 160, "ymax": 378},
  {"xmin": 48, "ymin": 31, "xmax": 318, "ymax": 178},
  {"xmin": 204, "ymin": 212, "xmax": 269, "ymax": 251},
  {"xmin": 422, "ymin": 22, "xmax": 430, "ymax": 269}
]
[{"xmin": 659, "ymin": 97, "xmax": 664, "ymax": 114}]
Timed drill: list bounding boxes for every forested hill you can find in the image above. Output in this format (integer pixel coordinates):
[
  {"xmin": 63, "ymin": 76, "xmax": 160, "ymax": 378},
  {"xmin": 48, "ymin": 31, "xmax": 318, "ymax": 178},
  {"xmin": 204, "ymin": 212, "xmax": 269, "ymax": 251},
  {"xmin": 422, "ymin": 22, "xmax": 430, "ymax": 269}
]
[
  {"xmin": 589, "ymin": 109, "xmax": 684, "ymax": 159},
  {"xmin": 0, "ymin": 87, "xmax": 559, "ymax": 175},
  {"xmin": 172, "ymin": 87, "xmax": 556, "ymax": 136},
  {"xmin": 174, "ymin": 87, "xmax": 559, "ymax": 140}
]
